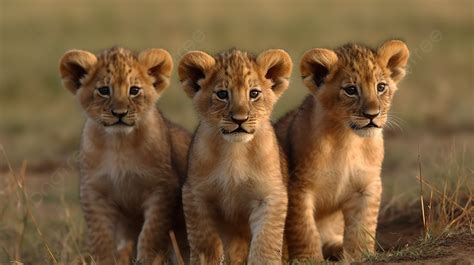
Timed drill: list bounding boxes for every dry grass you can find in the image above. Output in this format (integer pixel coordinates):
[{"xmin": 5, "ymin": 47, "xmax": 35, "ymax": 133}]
[
  {"xmin": 363, "ymin": 152, "xmax": 473, "ymax": 263},
  {"xmin": 365, "ymin": 231, "xmax": 473, "ymax": 263},
  {"xmin": 1, "ymin": 146, "xmax": 472, "ymax": 264},
  {"xmin": 0, "ymin": 148, "xmax": 78, "ymax": 264},
  {"xmin": 0, "ymin": 147, "xmax": 188, "ymax": 264}
]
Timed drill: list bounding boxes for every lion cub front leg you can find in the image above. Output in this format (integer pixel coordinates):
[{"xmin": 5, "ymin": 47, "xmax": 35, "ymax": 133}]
[
  {"xmin": 341, "ymin": 179, "xmax": 382, "ymax": 259},
  {"xmin": 226, "ymin": 233, "xmax": 250, "ymax": 265},
  {"xmin": 285, "ymin": 186, "xmax": 323, "ymax": 261},
  {"xmin": 81, "ymin": 188, "xmax": 120, "ymax": 265},
  {"xmin": 182, "ymin": 184, "xmax": 223, "ymax": 265},
  {"xmin": 137, "ymin": 187, "xmax": 178, "ymax": 265},
  {"xmin": 248, "ymin": 188, "xmax": 288, "ymax": 265}
]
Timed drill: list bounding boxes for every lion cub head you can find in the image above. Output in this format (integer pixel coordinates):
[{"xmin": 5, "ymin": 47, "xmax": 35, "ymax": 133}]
[
  {"xmin": 59, "ymin": 47, "xmax": 173, "ymax": 134},
  {"xmin": 301, "ymin": 40, "xmax": 409, "ymax": 137},
  {"xmin": 178, "ymin": 49, "xmax": 292, "ymax": 143}
]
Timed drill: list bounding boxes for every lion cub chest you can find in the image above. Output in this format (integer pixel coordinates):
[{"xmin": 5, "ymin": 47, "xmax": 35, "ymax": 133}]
[
  {"xmin": 205, "ymin": 148, "xmax": 269, "ymax": 221},
  {"xmin": 212, "ymin": 158, "xmax": 258, "ymax": 213},
  {"xmin": 310, "ymin": 139, "xmax": 383, "ymax": 213},
  {"xmin": 83, "ymin": 140, "xmax": 164, "ymax": 210}
]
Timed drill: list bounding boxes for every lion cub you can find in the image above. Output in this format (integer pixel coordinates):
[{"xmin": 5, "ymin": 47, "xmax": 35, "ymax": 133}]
[
  {"xmin": 59, "ymin": 47, "xmax": 191, "ymax": 265},
  {"xmin": 178, "ymin": 49, "xmax": 292, "ymax": 264},
  {"xmin": 276, "ymin": 40, "xmax": 409, "ymax": 261}
]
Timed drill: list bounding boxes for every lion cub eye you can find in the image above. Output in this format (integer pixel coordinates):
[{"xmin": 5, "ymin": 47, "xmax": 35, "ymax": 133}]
[
  {"xmin": 129, "ymin": 86, "xmax": 141, "ymax": 96},
  {"xmin": 97, "ymin": 86, "xmax": 111, "ymax": 97},
  {"xmin": 343, "ymin": 85, "xmax": 358, "ymax": 97},
  {"xmin": 249, "ymin": 89, "xmax": 261, "ymax": 100},
  {"xmin": 377, "ymin": 83, "xmax": 387, "ymax": 93},
  {"xmin": 215, "ymin": 90, "xmax": 228, "ymax": 100}
]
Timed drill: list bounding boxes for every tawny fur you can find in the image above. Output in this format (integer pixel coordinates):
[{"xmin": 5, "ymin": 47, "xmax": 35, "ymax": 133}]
[
  {"xmin": 178, "ymin": 49, "xmax": 292, "ymax": 265},
  {"xmin": 275, "ymin": 40, "xmax": 409, "ymax": 261},
  {"xmin": 59, "ymin": 47, "xmax": 191, "ymax": 265}
]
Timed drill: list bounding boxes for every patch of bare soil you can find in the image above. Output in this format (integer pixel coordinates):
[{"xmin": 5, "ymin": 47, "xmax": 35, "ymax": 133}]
[
  {"xmin": 368, "ymin": 232, "xmax": 473, "ymax": 264},
  {"xmin": 377, "ymin": 208, "xmax": 424, "ymax": 251},
  {"xmin": 418, "ymin": 232, "xmax": 474, "ymax": 265},
  {"xmin": 370, "ymin": 207, "xmax": 473, "ymax": 264}
]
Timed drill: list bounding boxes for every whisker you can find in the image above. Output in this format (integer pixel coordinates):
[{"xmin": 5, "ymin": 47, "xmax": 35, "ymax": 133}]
[{"xmin": 385, "ymin": 118, "xmax": 404, "ymax": 132}]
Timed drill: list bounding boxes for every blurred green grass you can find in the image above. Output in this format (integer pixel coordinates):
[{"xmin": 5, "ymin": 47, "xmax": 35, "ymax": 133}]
[{"xmin": 0, "ymin": 0, "xmax": 473, "ymax": 184}]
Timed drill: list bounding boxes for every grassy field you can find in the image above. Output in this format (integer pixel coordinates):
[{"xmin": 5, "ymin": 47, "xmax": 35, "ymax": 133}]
[{"xmin": 0, "ymin": 0, "xmax": 473, "ymax": 264}]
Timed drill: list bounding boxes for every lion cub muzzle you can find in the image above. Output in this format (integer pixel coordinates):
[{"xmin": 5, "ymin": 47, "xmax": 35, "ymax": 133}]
[
  {"xmin": 101, "ymin": 98, "xmax": 138, "ymax": 133},
  {"xmin": 350, "ymin": 101, "xmax": 384, "ymax": 137},
  {"xmin": 220, "ymin": 112, "xmax": 256, "ymax": 143}
]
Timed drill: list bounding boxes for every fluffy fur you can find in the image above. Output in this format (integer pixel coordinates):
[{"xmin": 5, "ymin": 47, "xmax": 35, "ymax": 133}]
[
  {"xmin": 178, "ymin": 49, "xmax": 292, "ymax": 265},
  {"xmin": 275, "ymin": 40, "xmax": 409, "ymax": 261},
  {"xmin": 59, "ymin": 47, "xmax": 191, "ymax": 265}
]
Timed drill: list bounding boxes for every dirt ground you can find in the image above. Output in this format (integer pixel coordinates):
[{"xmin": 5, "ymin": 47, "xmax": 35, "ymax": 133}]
[
  {"xmin": 373, "ymin": 232, "xmax": 473, "ymax": 264},
  {"xmin": 374, "ymin": 208, "xmax": 473, "ymax": 265}
]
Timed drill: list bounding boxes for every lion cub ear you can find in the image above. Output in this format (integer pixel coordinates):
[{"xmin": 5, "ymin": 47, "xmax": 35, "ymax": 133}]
[
  {"xmin": 178, "ymin": 51, "xmax": 216, "ymax": 98},
  {"xmin": 256, "ymin": 49, "xmax": 293, "ymax": 97},
  {"xmin": 300, "ymin": 48, "xmax": 338, "ymax": 93},
  {"xmin": 138, "ymin": 49, "xmax": 173, "ymax": 95},
  {"xmin": 59, "ymin": 50, "xmax": 97, "ymax": 94},
  {"xmin": 378, "ymin": 40, "xmax": 410, "ymax": 83}
]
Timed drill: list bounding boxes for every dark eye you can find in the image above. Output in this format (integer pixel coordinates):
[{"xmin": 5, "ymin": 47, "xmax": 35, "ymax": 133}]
[
  {"xmin": 343, "ymin": 85, "xmax": 358, "ymax": 96},
  {"xmin": 130, "ymin": 86, "xmax": 141, "ymax": 96},
  {"xmin": 249, "ymin": 89, "xmax": 260, "ymax": 99},
  {"xmin": 377, "ymin": 83, "xmax": 387, "ymax": 93},
  {"xmin": 97, "ymin": 86, "xmax": 110, "ymax": 96},
  {"xmin": 216, "ymin": 90, "xmax": 228, "ymax": 100}
]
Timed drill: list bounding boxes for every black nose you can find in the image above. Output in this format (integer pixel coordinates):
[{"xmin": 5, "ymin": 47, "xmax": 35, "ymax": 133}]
[
  {"xmin": 231, "ymin": 116, "xmax": 249, "ymax": 125},
  {"xmin": 362, "ymin": 110, "xmax": 380, "ymax": 120},
  {"xmin": 111, "ymin": 109, "xmax": 128, "ymax": 119}
]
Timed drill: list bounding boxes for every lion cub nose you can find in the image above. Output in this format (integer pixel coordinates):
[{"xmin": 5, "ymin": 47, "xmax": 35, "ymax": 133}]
[
  {"xmin": 111, "ymin": 109, "xmax": 128, "ymax": 119},
  {"xmin": 362, "ymin": 108, "xmax": 380, "ymax": 119},
  {"xmin": 231, "ymin": 114, "xmax": 249, "ymax": 125}
]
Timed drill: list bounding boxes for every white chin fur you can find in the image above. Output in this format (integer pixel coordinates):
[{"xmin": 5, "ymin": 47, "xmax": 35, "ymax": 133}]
[
  {"xmin": 105, "ymin": 125, "xmax": 134, "ymax": 134},
  {"xmin": 222, "ymin": 132, "xmax": 254, "ymax": 143},
  {"xmin": 353, "ymin": 127, "xmax": 382, "ymax": 137}
]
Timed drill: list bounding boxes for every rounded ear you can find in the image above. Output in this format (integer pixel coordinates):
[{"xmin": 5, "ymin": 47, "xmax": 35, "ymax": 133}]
[
  {"xmin": 138, "ymin": 49, "xmax": 173, "ymax": 94},
  {"xmin": 300, "ymin": 48, "xmax": 338, "ymax": 93},
  {"xmin": 256, "ymin": 49, "xmax": 293, "ymax": 97},
  {"xmin": 378, "ymin": 40, "xmax": 410, "ymax": 83},
  {"xmin": 178, "ymin": 51, "xmax": 215, "ymax": 99},
  {"xmin": 59, "ymin": 50, "xmax": 97, "ymax": 94}
]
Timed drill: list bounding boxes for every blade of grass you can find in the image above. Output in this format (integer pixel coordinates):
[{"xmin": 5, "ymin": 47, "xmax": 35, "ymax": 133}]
[
  {"xmin": 1, "ymin": 146, "xmax": 59, "ymax": 265},
  {"xmin": 417, "ymin": 153, "xmax": 427, "ymax": 238},
  {"xmin": 169, "ymin": 230, "xmax": 185, "ymax": 265}
]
